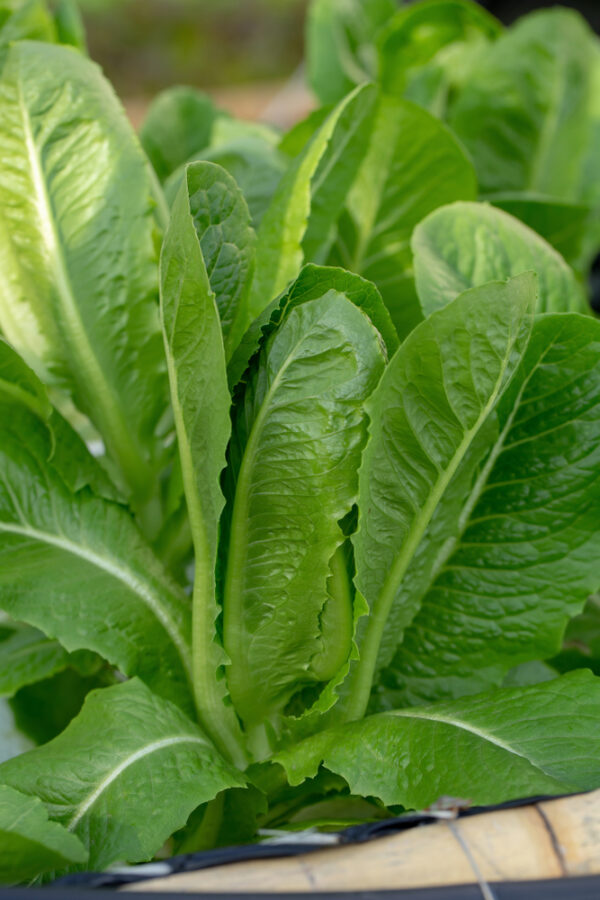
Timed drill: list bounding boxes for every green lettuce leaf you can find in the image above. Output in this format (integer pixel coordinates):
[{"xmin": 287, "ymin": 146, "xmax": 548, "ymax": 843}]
[
  {"xmin": 184, "ymin": 162, "xmax": 257, "ymax": 361},
  {"xmin": 377, "ymin": 0, "xmax": 501, "ymax": 116},
  {"xmin": 0, "ymin": 679, "xmax": 244, "ymax": 872},
  {"xmin": 343, "ymin": 274, "xmax": 536, "ymax": 719},
  {"xmin": 223, "ymin": 291, "xmax": 386, "ymax": 733},
  {"xmin": 160, "ymin": 163, "xmax": 245, "ymax": 764},
  {"xmin": 449, "ymin": 9, "xmax": 596, "ymax": 199},
  {"xmin": 0, "ymin": 624, "xmax": 70, "ymax": 697},
  {"xmin": 276, "ymin": 670, "xmax": 600, "ymax": 808},
  {"xmin": 0, "ymin": 41, "xmax": 168, "ymax": 504},
  {"xmin": 413, "ymin": 202, "xmax": 587, "ymax": 316},
  {"xmin": 246, "ymin": 83, "xmax": 376, "ymax": 323},
  {"xmin": 0, "ymin": 784, "xmax": 87, "ymax": 884},
  {"xmin": 489, "ymin": 194, "xmax": 590, "ymax": 272},
  {"xmin": 328, "ymin": 96, "xmax": 477, "ymax": 339},
  {"xmin": 0, "ymin": 399, "xmax": 194, "ymax": 714},
  {"xmin": 139, "ymin": 85, "xmax": 217, "ymax": 183},
  {"xmin": 306, "ymin": 0, "xmax": 395, "ymax": 104},
  {"xmin": 374, "ymin": 312, "xmax": 600, "ymax": 707}
]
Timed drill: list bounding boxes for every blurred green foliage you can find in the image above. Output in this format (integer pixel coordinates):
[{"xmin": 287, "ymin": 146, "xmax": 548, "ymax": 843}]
[{"xmin": 80, "ymin": 0, "xmax": 308, "ymax": 95}]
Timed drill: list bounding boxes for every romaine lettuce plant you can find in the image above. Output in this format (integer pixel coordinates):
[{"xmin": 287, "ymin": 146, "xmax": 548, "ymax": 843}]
[{"xmin": 1, "ymin": 0, "xmax": 600, "ymax": 885}]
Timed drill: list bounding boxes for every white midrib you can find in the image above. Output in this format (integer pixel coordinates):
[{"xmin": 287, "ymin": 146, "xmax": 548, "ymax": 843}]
[
  {"xmin": 0, "ymin": 520, "xmax": 192, "ymax": 683},
  {"xmin": 66, "ymin": 734, "xmax": 207, "ymax": 831},
  {"xmin": 17, "ymin": 83, "xmax": 148, "ymax": 497},
  {"xmin": 389, "ymin": 707, "xmax": 532, "ymax": 762}
]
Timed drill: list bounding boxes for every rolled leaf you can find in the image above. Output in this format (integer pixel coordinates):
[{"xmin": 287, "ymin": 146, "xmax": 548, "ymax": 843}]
[
  {"xmin": 0, "ymin": 41, "xmax": 168, "ymax": 503},
  {"xmin": 0, "ymin": 784, "xmax": 87, "ymax": 884},
  {"xmin": 0, "ymin": 679, "xmax": 244, "ymax": 872},
  {"xmin": 413, "ymin": 202, "xmax": 587, "ymax": 316},
  {"xmin": 277, "ymin": 670, "xmax": 600, "ymax": 808},
  {"xmin": 223, "ymin": 292, "xmax": 386, "ymax": 728}
]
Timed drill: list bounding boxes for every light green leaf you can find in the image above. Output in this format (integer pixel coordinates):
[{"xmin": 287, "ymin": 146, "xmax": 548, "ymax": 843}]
[
  {"xmin": 307, "ymin": 0, "xmax": 396, "ymax": 104},
  {"xmin": 0, "ymin": 399, "xmax": 194, "ymax": 714},
  {"xmin": 328, "ymin": 96, "xmax": 477, "ymax": 339},
  {"xmin": 160, "ymin": 163, "xmax": 244, "ymax": 764},
  {"xmin": 343, "ymin": 275, "xmax": 535, "ymax": 719},
  {"xmin": 0, "ymin": 784, "xmax": 87, "ymax": 884},
  {"xmin": 0, "ymin": 679, "xmax": 244, "ymax": 872},
  {"xmin": 449, "ymin": 9, "xmax": 596, "ymax": 199},
  {"xmin": 277, "ymin": 670, "xmax": 600, "ymax": 808},
  {"xmin": 0, "ymin": 699, "xmax": 33, "ymax": 764},
  {"xmin": 247, "ymin": 83, "xmax": 376, "ymax": 323},
  {"xmin": 378, "ymin": 0, "xmax": 501, "ymax": 116},
  {"xmin": 0, "ymin": 42, "xmax": 168, "ymax": 504},
  {"xmin": 185, "ymin": 162, "xmax": 257, "ymax": 361},
  {"xmin": 375, "ymin": 312, "xmax": 600, "ymax": 707},
  {"xmin": 0, "ymin": 623, "xmax": 70, "ymax": 697},
  {"xmin": 223, "ymin": 292, "xmax": 386, "ymax": 730},
  {"xmin": 413, "ymin": 202, "xmax": 587, "ymax": 316},
  {"xmin": 140, "ymin": 86, "xmax": 217, "ymax": 183}
]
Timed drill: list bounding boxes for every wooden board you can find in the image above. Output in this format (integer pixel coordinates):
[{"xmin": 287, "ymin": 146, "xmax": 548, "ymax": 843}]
[{"xmin": 123, "ymin": 790, "xmax": 600, "ymax": 893}]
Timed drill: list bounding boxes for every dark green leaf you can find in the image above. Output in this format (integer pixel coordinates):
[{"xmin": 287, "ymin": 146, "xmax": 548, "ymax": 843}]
[
  {"xmin": 0, "ymin": 784, "xmax": 87, "ymax": 884},
  {"xmin": 328, "ymin": 96, "xmax": 477, "ymax": 339},
  {"xmin": 0, "ymin": 679, "xmax": 244, "ymax": 872},
  {"xmin": 277, "ymin": 670, "xmax": 600, "ymax": 808}
]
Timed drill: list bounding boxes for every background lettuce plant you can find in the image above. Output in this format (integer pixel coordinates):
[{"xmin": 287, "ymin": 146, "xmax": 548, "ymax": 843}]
[{"xmin": 1, "ymin": 0, "xmax": 600, "ymax": 884}]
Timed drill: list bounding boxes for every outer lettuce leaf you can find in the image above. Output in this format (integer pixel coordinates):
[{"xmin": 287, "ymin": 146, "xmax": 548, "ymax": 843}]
[
  {"xmin": 0, "ymin": 0, "xmax": 55, "ymax": 68},
  {"xmin": 413, "ymin": 202, "xmax": 587, "ymax": 316},
  {"xmin": 246, "ymin": 83, "xmax": 376, "ymax": 323},
  {"xmin": 0, "ymin": 400, "xmax": 194, "ymax": 714},
  {"xmin": 0, "ymin": 679, "xmax": 244, "ymax": 872},
  {"xmin": 0, "ymin": 42, "xmax": 168, "ymax": 503},
  {"xmin": 306, "ymin": 0, "xmax": 396, "ymax": 104},
  {"xmin": 378, "ymin": 0, "xmax": 501, "ymax": 116},
  {"xmin": 277, "ymin": 670, "xmax": 600, "ymax": 808},
  {"xmin": 0, "ymin": 784, "xmax": 87, "ymax": 884},
  {"xmin": 328, "ymin": 97, "xmax": 477, "ymax": 339},
  {"xmin": 449, "ymin": 9, "xmax": 596, "ymax": 199},
  {"xmin": 160, "ymin": 164, "xmax": 245, "ymax": 764},
  {"xmin": 375, "ymin": 312, "xmax": 600, "ymax": 707},
  {"xmin": 343, "ymin": 275, "xmax": 535, "ymax": 719},
  {"xmin": 223, "ymin": 292, "xmax": 385, "ymax": 731}
]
